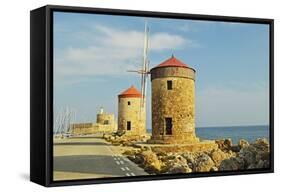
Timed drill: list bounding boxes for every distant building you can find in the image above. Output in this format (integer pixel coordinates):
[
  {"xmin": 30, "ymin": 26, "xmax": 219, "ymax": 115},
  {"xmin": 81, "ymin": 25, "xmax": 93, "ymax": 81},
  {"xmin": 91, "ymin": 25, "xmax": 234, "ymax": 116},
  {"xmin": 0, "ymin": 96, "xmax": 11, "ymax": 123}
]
[
  {"xmin": 148, "ymin": 55, "xmax": 199, "ymax": 144},
  {"xmin": 71, "ymin": 107, "xmax": 117, "ymax": 135},
  {"xmin": 118, "ymin": 85, "xmax": 146, "ymax": 136}
]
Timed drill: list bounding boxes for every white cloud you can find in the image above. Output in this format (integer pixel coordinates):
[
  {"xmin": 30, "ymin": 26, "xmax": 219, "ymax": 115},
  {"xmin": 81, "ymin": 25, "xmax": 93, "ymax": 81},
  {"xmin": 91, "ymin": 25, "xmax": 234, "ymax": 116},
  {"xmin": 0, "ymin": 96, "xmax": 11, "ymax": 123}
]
[
  {"xmin": 54, "ymin": 24, "xmax": 193, "ymax": 84},
  {"xmin": 150, "ymin": 32, "xmax": 186, "ymax": 50}
]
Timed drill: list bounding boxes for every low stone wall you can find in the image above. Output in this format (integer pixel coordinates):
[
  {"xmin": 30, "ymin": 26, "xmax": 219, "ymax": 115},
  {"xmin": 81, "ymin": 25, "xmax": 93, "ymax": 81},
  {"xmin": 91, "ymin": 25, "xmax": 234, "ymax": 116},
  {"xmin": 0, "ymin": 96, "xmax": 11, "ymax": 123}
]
[
  {"xmin": 72, "ymin": 123, "xmax": 117, "ymax": 135},
  {"xmin": 147, "ymin": 132, "xmax": 199, "ymax": 144},
  {"xmin": 141, "ymin": 141, "xmax": 218, "ymax": 153}
]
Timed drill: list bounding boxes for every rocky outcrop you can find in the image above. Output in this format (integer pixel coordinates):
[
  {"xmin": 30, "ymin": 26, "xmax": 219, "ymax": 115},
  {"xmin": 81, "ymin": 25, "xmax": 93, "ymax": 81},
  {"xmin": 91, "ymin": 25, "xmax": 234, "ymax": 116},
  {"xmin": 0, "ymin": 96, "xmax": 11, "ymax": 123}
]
[
  {"xmin": 127, "ymin": 149, "xmax": 162, "ymax": 173},
  {"xmin": 209, "ymin": 149, "xmax": 234, "ymax": 167},
  {"xmin": 238, "ymin": 139, "xmax": 249, "ymax": 149},
  {"xmin": 140, "ymin": 150, "xmax": 162, "ymax": 173},
  {"xmin": 193, "ymin": 153, "xmax": 215, "ymax": 172},
  {"xmin": 219, "ymin": 157, "xmax": 245, "ymax": 171},
  {"xmin": 103, "ymin": 133, "xmax": 149, "ymax": 146},
  {"xmin": 215, "ymin": 138, "xmax": 233, "ymax": 152},
  {"xmin": 123, "ymin": 138, "xmax": 270, "ymax": 175},
  {"xmin": 219, "ymin": 138, "xmax": 270, "ymax": 171},
  {"xmin": 160, "ymin": 154, "xmax": 192, "ymax": 174}
]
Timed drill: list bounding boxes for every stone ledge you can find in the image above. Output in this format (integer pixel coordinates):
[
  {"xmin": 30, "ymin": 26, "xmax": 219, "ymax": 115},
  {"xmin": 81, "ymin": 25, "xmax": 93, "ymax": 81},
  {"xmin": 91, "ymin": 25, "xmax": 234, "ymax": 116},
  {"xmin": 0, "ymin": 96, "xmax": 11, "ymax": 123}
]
[
  {"xmin": 134, "ymin": 140, "xmax": 218, "ymax": 153},
  {"xmin": 147, "ymin": 134, "xmax": 199, "ymax": 144}
]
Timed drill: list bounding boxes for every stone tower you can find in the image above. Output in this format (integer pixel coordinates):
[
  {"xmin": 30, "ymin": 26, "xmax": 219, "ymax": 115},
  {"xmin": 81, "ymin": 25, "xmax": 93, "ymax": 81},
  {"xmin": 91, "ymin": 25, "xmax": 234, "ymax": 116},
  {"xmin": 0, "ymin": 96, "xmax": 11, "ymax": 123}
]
[
  {"xmin": 148, "ymin": 55, "xmax": 199, "ymax": 144},
  {"xmin": 118, "ymin": 85, "xmax": 146, "ymax": 136},
  {"xmin": 96, "ymin": 107, "xmax": 115, "ymax": 126}
]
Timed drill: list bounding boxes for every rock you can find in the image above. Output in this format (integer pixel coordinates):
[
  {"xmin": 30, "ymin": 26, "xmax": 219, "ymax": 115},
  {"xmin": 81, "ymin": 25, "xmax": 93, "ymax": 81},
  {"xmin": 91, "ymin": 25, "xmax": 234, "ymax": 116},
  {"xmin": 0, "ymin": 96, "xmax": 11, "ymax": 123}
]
[
  {"xmin": 224, "ymin": 138, "xmax": 232, "ymax": 148},
  {"xmin": 156, "ymin": 151, "xmax": 167, "ymax": 157},
  {"xmin": 103, "ymin": 134, "xmax": 109, "ymax": 140},
  {"xmin": 256, "ymin": 151, "xmax": 270, "ymax": 162},
  {"xmin": 141, "ymin": 146, "xmax": 152, "ymax": 151},
  {"xmin": 123, "ymin": 149, "xmax": 140, "ymax": 156},
  {"xmin": 161, "ymin": 154, "xmax": 191, "ymax": 174},
  {"xmin": 215, "ymin": 138, "xmax": 233, "ymax": 151},
  {"xmin": 238, "ymin": 139, "xmax": 249, "ymax": 149},
  {"xmin": 111, "ymin": 140, "xmax": 121, "ymax": 146},
  {"xmin": 120, "ymin": 140, "xmax": 133, "ymax": 146},
  {"xmin": 139, "ymin": 150, "xmax": 162, "ymax": 173},
  {"xmin": 256, "ymin": 160, "xmax": 270, "ymax": 169},
  {"xmin": 219, "ymin": 157, "xmax": 245, "ymax": 171},
  {"xmin": 174, "ymin": 155, "xmax": 188, "ymax": 165},
  {"xmin": 219, "ymin": 138, "xmax": 270, "ymax": 170},
  {"xmin": 239, "ymin": 145, "xmax": 257, "ymax": 167},
  {"xmin": 116, "ymin": 130, "xmax": 126, "ymax": 137},
  {"xmin": 194, "ymin": 153, "xmax": 215, "ymax": 172},
  {"xmin": 210, "ymin": 167, "xmax": 218, "ymax": 172},
  {"xmin": 168, "ymin": 164, "xmax": 192, "ymax": 174},
  {"xmin": 209, "ymin": 149, "xmax": 232, "ymax": 167},
  {"xmin": 124, "ymin": 137, "xmax": 270, "ymax": 174},
  {"xmin": 132, "ymin": 153, "xmax": 144, "ymax": 164},
  {"xmin": 182, "ymin": 152, "xmax": 196, "ymax": 164},
  {"xmin": 253, "ymin": 138, "xmax": 269, "ymax": 152},
  {"xmin": 231, "ymin": 145, "xmax": 240, "ymax": 153},
  {"xmin": 215, "ymin": 140, "xmax": 225, "ymax": 150}
]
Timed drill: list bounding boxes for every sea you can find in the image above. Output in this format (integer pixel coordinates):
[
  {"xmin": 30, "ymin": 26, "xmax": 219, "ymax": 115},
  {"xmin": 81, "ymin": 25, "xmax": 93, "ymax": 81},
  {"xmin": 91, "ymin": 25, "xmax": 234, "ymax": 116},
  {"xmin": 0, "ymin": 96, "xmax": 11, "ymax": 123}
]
[{"xmin": 147, "ymin": 125, "xmax": 269, "ymax": 144}]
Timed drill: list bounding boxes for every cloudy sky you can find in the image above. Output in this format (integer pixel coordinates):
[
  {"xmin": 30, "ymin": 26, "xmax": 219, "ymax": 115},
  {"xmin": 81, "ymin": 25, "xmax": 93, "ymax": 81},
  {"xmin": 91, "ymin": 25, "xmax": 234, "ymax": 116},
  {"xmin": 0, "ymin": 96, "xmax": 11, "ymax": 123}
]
[{"xmin": 53, "ymin": 11, "xmax": 270, "ymax": 128}]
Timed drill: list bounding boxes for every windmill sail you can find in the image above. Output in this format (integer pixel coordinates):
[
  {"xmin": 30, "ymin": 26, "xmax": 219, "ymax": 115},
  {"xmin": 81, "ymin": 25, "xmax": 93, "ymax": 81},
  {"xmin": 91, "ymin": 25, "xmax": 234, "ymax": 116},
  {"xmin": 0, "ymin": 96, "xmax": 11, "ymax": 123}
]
[
  {"xmin": 126, "ymin": 21, "xmax": 150, "ymax": 120},
  {"xmin": 141, "ymin": 21, "xmax": 149, "ymax": 107}
]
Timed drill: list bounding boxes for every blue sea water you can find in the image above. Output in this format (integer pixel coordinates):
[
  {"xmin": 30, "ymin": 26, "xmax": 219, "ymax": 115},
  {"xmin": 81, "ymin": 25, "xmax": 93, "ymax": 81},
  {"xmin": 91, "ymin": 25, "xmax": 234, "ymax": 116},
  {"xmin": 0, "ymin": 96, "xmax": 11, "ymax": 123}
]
[
  {"xmin": 195, "ymin": 125, "xmax": 269, "ymax": 144},
  {"xmin": 147, "ymin": 125, "xmax": 269, "ymax": 144}
]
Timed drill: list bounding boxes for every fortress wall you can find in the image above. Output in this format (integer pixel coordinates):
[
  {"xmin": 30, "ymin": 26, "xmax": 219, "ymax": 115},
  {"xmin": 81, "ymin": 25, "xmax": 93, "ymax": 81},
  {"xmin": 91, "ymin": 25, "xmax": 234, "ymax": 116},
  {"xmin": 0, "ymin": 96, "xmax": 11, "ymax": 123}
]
[{"xmin": 96, "ymin": 113, "xmax": 114, "ymax": 125}]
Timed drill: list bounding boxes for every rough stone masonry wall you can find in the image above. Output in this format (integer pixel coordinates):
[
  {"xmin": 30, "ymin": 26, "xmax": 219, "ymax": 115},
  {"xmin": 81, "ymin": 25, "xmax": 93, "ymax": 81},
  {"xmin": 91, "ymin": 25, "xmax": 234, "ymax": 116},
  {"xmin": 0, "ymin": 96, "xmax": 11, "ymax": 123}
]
[
  {"xmin": 71, "ymin": 117, "xmax": 117, "ymax": 135},
  {"xmin": 71, "ymin": 123, "xmax": 95, "ymax": 135},
  {"xmin": 118, "ymin": 97, "xmax": 146, "ymax": 136},
  {"xmin": 72, "ymin": 123, "xmax": 117, "ymax": 135},
  {"xmin": 150, "ymin": 69, "xmax": 198, "ymax": 144},
  {"xmin": 97, "ymin": 113, "xmax": 114, "ymax": 125}
]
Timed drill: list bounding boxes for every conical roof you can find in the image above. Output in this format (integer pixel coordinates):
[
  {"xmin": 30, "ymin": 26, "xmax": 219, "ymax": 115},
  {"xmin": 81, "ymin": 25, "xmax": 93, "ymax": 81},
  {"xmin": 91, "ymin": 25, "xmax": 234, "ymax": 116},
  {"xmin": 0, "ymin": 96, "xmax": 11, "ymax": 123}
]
[
  {"xmin": 118, "ymin": 85, "xmax": 142, "ymax": 98},
  {"xmin": 152, "ymin": 55, "xmax": 189, "ymax": 69}
]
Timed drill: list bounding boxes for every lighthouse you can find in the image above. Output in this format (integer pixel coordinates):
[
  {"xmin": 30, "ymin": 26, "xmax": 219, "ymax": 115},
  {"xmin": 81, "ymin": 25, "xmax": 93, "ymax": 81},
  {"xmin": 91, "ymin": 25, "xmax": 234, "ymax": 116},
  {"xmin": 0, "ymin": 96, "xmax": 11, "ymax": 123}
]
[
  {"xmin": 148, "ymin": 55, "xmax": 199, "ymax": 144},
  {"xmin": 118, "ymin": 85, "xmax": 146, "ymax": 136}
]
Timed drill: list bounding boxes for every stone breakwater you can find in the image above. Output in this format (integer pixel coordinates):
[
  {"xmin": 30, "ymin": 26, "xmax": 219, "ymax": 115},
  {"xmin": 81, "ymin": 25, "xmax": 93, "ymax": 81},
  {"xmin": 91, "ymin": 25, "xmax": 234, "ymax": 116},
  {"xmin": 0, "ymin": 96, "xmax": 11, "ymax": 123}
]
[{"xmin": 103, "ymin": 134, "xmax": 270, "ymax": 174}]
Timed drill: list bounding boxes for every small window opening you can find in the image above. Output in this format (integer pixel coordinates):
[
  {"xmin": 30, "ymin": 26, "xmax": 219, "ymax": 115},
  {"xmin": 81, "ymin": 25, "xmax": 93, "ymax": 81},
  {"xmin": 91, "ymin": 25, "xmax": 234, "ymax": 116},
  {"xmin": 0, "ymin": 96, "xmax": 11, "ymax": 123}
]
[
  {"xmin": 127, "ymin": 121, "xmax": 131, "ymax": 130},
  {"xmin": 165, "ymin": 117, "xmax": 172, "ymax": 135},
  {"xmin": 167, "ymin": 80, "xmax": 173, "ymax": 90}
]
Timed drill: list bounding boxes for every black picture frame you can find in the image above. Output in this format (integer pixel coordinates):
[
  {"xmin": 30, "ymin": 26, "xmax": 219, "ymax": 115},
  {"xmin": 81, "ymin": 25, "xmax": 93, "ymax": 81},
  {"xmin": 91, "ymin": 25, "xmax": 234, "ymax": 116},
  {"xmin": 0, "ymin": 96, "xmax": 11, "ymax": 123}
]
[{"xmin": 30, "ymin": 5, "xmax": 274, "ymax": 187}]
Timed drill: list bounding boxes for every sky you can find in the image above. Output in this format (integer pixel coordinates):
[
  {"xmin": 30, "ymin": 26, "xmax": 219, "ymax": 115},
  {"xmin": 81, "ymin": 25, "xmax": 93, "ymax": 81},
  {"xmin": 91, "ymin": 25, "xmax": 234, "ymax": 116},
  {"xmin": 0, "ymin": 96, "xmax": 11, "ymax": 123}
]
[{"xmin": 53, "ymin": 11, "xmax": 270, "ymax": 128}]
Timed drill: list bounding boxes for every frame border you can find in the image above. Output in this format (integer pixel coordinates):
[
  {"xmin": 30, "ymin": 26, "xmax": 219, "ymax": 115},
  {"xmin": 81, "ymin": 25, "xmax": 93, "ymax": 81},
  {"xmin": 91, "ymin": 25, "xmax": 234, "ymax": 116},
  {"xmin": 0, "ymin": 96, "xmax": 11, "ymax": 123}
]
[{"xmin": 31, "ymin": 4, "xmax": 274, "ymax": 187}]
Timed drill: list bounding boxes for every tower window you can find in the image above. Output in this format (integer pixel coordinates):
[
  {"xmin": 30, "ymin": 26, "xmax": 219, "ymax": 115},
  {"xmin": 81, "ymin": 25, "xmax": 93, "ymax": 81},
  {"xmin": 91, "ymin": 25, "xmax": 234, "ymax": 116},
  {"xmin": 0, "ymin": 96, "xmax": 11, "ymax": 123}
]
[
  {"xmin": 165, "ymin": 118, "xmax": 172, "ymax": 135},
  {"xmin": 127, "ymin": 121, "xmax": 131, "ymax": 130},
  {"xmin": 104, "ymin": 120, "xmax": 109, "ymax": 125},
  {"xmin": 128, "ymin": 101, "xmax": 131, "ymax": 105},
  {"xmin": 167, "ymin": 80, "xmax": 173, "ymax": 90}
]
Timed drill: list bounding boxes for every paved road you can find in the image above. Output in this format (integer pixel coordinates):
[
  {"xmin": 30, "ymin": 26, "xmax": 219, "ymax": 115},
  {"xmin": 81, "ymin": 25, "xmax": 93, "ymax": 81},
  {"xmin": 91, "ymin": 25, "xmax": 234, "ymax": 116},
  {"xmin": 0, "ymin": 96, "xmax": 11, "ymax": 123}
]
[{"xmin": 53, "ymin": 136, "xmax": 147, "ymax": 181}]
